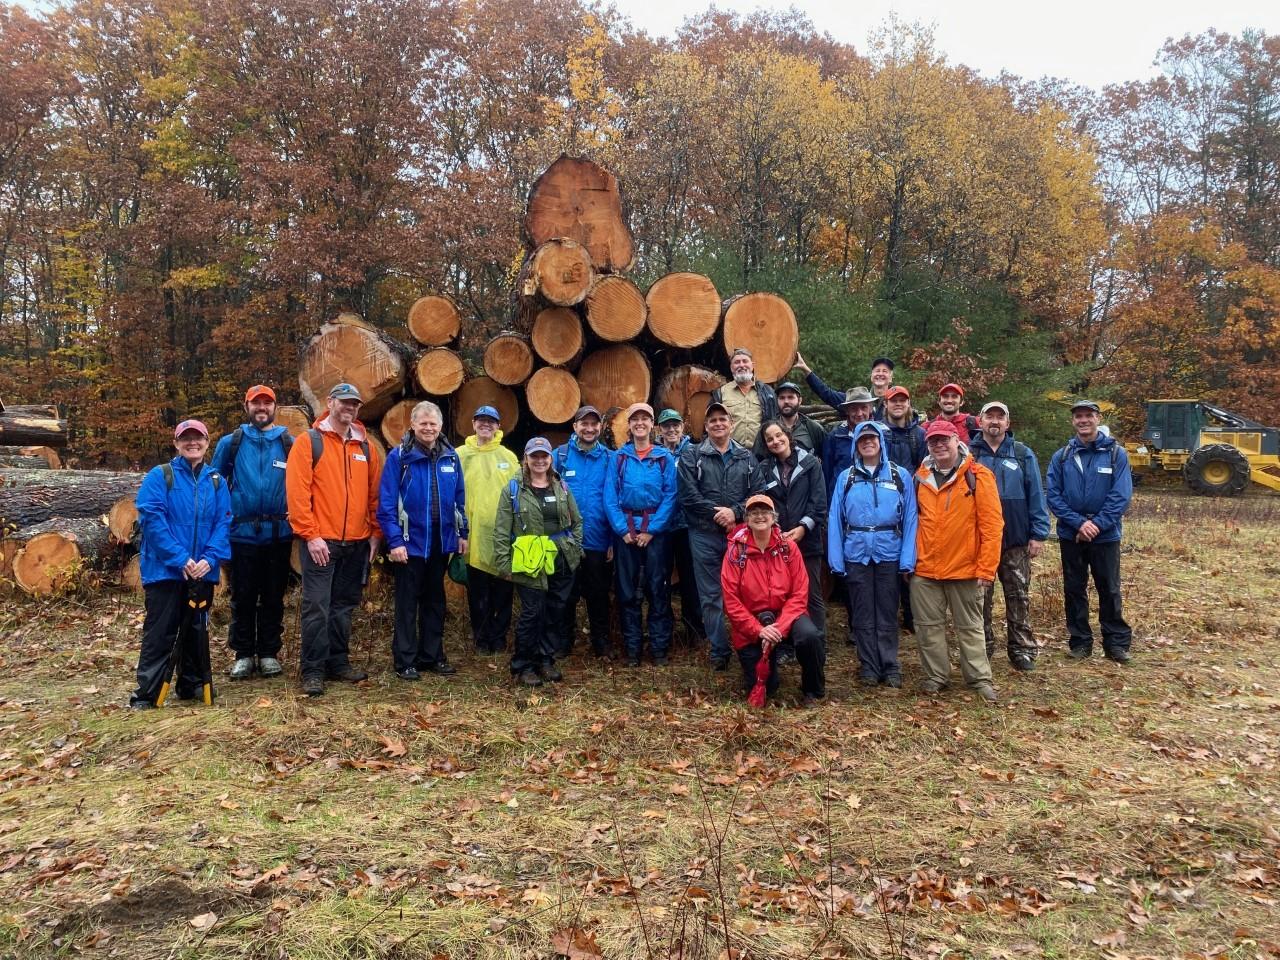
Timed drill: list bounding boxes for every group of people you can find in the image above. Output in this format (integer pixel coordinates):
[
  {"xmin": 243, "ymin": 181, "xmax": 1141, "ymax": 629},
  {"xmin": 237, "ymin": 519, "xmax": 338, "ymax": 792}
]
[{"xmin": 128, "ymin": 350, "xmax": 1134, "ymax": 709}]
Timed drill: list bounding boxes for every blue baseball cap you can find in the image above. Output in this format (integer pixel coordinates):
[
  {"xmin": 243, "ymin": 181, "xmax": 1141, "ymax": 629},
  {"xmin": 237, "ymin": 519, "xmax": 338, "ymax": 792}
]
[
  {"xmin": 524, "ymin": 437, "xmax": 553, "ymax": 456},
  {"xmin": 473, "ymin": 405, "xmax": 500, "ymax": 422},
  {"xmin": 327, "ymin": 382, "xmax": 362, "ymax": 401}
]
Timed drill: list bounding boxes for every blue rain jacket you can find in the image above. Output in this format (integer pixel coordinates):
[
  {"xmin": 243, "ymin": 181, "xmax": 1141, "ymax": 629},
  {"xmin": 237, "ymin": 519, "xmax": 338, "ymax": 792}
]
[
  {"xmin": 604, "ymin": 442, "xmax": 678, "ymax": 537},
  {"xmin": 210, "ymin": 424, "xmax": 293, "ymax": 543},
  {"xmin": 136, "ymin": 457, "xmax": 232, "ymax": 585},
  {"xmin": 377, "ymin": 438, "xmax": 468, "ymax": 557},
  {"xmin": 969, "ymin": 431, "xmax": 1050, "ymax": 550},
  {"xmin": 553, "ymin": 437, "xmax": 613, "ymax": 551},
  {"xmin": 1045, "ymin": 432, "xmax": 1133, "ymax": 543},
  {"xmin": 826, "ymin": 422, "xmax": 917, "ymax": 574}
]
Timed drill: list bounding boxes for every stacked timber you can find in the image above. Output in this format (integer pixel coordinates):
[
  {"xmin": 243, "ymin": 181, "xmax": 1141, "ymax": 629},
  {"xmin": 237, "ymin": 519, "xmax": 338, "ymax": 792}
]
[{"xmin": 0, "ymin": 401, "xmax": 68, "ymax": 448}]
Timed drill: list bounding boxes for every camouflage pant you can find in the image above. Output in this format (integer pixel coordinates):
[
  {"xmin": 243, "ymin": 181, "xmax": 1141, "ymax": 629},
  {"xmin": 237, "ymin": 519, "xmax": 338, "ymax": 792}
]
[{"xmin": 983, "ymin": 544, "xmax": 1036, "ymax": 659}]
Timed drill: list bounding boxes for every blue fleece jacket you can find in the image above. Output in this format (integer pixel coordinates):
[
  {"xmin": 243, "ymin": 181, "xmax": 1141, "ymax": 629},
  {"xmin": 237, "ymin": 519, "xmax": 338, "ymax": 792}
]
[
  {"xmin": 969, "ymin": 431, "xmax": 1050, "ymax": 550},
  {"xmin": 376, "ymin": 439, "xmax": 468, "ymax": 557},
  {"xmin": 136, "ymin": 457, "xmax": 232, "ymax": 585},
  {"xmin": 826, "ymin": 422, "xmax": 917, "ymax": 574},
  {"xmin": 604, "ymin": 442, "xmax": 678, "ymax": 537},
  {"xmin": 822, "ymin": 424, "xmax": 857, "ymax": 497},
  {"xmin": 553, "ymin": 437, "xmax": 613, "ymax": 552},
  {"xmin": 1045, "ymin": 432, "xmax": 1132, "ymax": 543},
  {"xmin": 210, "ymin": 424, "xmax": 293, "ymax": 543}
]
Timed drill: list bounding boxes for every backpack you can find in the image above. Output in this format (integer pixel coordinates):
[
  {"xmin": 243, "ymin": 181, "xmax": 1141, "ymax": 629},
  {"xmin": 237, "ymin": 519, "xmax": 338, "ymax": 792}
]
[
  {"xmin": 841, "ymin": 461, "xmax": 909, "ymax": 535},
  {"xmin": 308, "ymin": 427, "xmax": 369, "ymax": 467},
  {"xmin": 615, "ymin": 446, "xmax": 670, "ymax": 486},
  {"xmin": 729, "ymin": 533, "xmax": 793, "ymax": 570},
  {"xmin": 161, "ymin": 462, "xmax": 222, "ymax": 492},
  {"xmin": 223, "ymin": 425, "xmax": 293, "ymax": 490}
]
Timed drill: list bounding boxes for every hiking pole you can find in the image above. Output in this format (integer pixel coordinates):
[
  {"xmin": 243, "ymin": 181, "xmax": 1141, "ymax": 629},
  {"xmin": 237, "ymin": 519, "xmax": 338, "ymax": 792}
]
[
  {"xmin": 187, "ymin": 580, "xmax": 216, "ymax": 705},
  {"xmin": 153, "ymin": 608, "xmax": 186, "ymax": 708}
]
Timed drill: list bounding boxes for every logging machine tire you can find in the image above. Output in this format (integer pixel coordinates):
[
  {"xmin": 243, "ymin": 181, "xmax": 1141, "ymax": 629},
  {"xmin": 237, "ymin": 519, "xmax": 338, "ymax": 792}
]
[{"xmin": 1184, "ymin": 444, "xmax": 1250, "ymax": 496}]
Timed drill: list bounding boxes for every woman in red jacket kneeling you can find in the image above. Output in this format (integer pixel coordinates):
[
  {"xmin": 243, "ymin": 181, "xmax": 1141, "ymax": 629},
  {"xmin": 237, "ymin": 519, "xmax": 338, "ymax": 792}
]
[{"xmin": 721, "ymin": 494, "xmax": 826, "ymax": 706}]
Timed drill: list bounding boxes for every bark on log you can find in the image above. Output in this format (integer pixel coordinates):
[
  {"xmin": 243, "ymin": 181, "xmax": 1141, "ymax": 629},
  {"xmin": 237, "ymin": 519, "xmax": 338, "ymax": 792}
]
[
  {"xmin": 452, "ymin": 378, "xmax": 519, "ymax": 437},
  {"xmin": 415, "ymin": 348, "xmax": 466, "ymax": 395},
  {"xmin": 380, "ymin": 399, "xmax": 418, "ymax": 449},
  {"xmin": 585, "ymin": 275, "xmax": 647, "ymax": 342},
  {"xmin": 655, "ymin": 365, "xmax": 727, "ymax": 441},
  {"xmin": 646, "ymin": 273, "xmax": 721, "ymax": 348},
  {"xmin": 525, "ymin": 367, "xmax": 581, "ymax": 425},
  {"xmin": 0, "ymin": 405, "xmax": 68, "ymax": 448},
  {"xmin": 530, "ymin": 307, "xmax": 584, "ymax": 367},
  {"xmin": 0, "ymin": 445, "xmax": 61, "ymax": 468},
  {"xmin": 722, "ymin": 293, "xmax": 799, "ymax": 384},
  {"xmin": 108, "ymin": 496, "xmax": 139, "ymax": 544},
  {"xmin": 10, "ymin": 517, "xmax": 112, "ymax": 596},
  {"xmin": 0, "ymin": 470, "xmax": 144, "ymax": 532},
  {"xmin": 521, "ymin": 239, "xmax": 595, "ymax": 307},
  {"xmin": 275, "ymin": 405, "xmax": 313, "ymax": 438},
  {"xmin": 406, "ymin": 295, "xmax": 461, "ymax": 346},
  {"xmin": 523, "ymin": 155, "xmax": 635, "ymax": 273},
  {"xmin": 298, "ymin": 318, "xmax": 410, "ymax": 421},
  {"xmin": 577, "ymin": 344, "xmax": 651, "ymax": 417},
  {"xmin": 0, "ymin": 455, "xmax": 48, "ymax": 469},
  {"xmin": 482, "ymin": 333, "xmax": 535, "ymax": 386}
]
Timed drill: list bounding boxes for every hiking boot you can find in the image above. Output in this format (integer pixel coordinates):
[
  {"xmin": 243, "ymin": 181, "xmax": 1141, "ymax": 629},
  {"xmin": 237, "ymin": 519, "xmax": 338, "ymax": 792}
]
[
  {"xmin": 711, "ymin": 656, "xmax": 730, "ymax": 672},
  {"xmin": 653, "ymin": 656, "xmax": 670, "ymax": 667},
  {"xmin": 1010, "ymin": 655, "xmax": 1035, "ymax": 672},
  {"xmin": 327, "ymin": 666, "xmax": 368, "ymax": 683},
  {"xmin": 302, "ymin": 675, "xmax": 324, "ymax": 697},
  {"xmin": 516, "ymin": 669, "xmax": 542, "ymax": 687},
  {"xmin": 228, "ymin": 657, "xmax": 255, "ymax": 680},
  {"xmin": 801, "ymin": 693, "xmax": 823, "ymax": 708},
  {"xmin": 1104, "ymin": 649, "xmax": 1132, "ymax": 664},
  {"xmin": 919, "ymin": 679, "xmax": 946, "ymax": 694},
  {"xmin": 424, "ymin": 661, "xmax": 457, "ymax": 676},
  {"xmin": 977, "ymin": 685, "xmax": 999, "ymax": 704},
  {"xmin": 258, "ymin": 657, "xmax": 283, "ymax": 677},
  {"xmin": 884, "ymin": 675, "xmax": 902, "ymax": 688},
  {"xmin": 540, "ymin": 663, "xmax": 563, "ymax": 682},
  {"xmin": 396, "ymin": 668, "xmax": 421, "ymax": 681},
  {"xmin": 776, "ymin": 644, "xmax": 797, "ymax": 665},
  {"xmin": 129, "ymin": 698, "xmax": 155, "ymax": 710},
  {"xmin": 1065, "ymin": 646, "xmax": 1091, "ymax": 660},
  {"xmin": 859, "ymin": 676, "xmax": 879, "ymax": 688},
  {"xmin": 625, "ymin": 657, "xmax": 641, "ymax": 668}
]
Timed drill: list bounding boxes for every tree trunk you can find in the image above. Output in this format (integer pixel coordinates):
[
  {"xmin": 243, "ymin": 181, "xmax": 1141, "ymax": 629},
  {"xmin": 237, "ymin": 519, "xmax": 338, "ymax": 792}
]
[
  {"xmin": 415, "ymin": 348, "xmax": 466, "ymax": 396},
  {"xmin": 406, "ymin": 294, "xmax": 461, "ymax": 346},
  {"xmin": 121, "ymin": 553, "xmax": 143, "ymax": 592},
  {"xmin": 523, "ymin": 154, "xmax": 635, "ymax": 273},
  {"xmin": 577, "ymin": 344, "xmax": 651, "ymax": 418},
  {"xmin": 521, "ymin": 239, "xmax": 595, "ymax": 307},
  {"xmin": 275, "ymin": 405, "xmax": 313, "ymax": 438},
  {"xmin": 0, "ymin": 455, "xmax": 49, "ymax": 469},
  {"xmin": 0, "ymin": 469, "xmax": 144, "ymax": 531},
  {"xmin": 0, "ymin": 445, "xmax": 61, "ymax": 468},
  {"xmin": 482, "ymin": 333, "xmax": 535, "ymax": 386},
  {"xmin": 380, "ymin": 398, "xmax": 418, "ymax": 449},
  {"xmin": 655, "ymin": 365, "xmax": 727, "ymax": 441},
  {"xmin": 0, "ymin": 405, "xmax": 68, "ymax": 448},
  {"xmin": 452, "ymin": 378, "xmax": 518, "ymax": 437},
  {"xmin": 298, "ymin": 318, "xmax": 411, "ymax": 421},
  {"xmin": 585, "ymin": 275, "xmax": 647, "ymax": 342},
  {"xmin": 108, "ymin": 496, "xmax": 139, "ymax": 544},
  {"xmin": 721, "ymin": 292, "xmax": 799, "ymax": 384},
  {"xmin": 530, "ymin": 307, "xmax": 584, "ymax": 367},
  {"xmin": 10, "ymin": 517, "xmax": 113, "ymax": 596},
  {"xmin": 646, "ymin": 273, "xmax": 722, "ymax": 348},
  {"xmin": 525, "ymin": 367, "xmax": 581, "ymax": 425}
]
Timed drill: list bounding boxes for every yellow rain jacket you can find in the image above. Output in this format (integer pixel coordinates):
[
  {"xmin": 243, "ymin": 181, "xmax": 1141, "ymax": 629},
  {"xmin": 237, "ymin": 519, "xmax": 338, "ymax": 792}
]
[{"xmin": 457, "ymin": 430, "xmax": 519, "ymax": 575}]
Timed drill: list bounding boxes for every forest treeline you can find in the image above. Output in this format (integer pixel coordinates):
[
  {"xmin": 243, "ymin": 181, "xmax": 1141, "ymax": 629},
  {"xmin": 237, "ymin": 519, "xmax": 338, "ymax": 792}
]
[{"xmin": 1, "ymin": 0, "xmax": 1277, "ymax": 460}]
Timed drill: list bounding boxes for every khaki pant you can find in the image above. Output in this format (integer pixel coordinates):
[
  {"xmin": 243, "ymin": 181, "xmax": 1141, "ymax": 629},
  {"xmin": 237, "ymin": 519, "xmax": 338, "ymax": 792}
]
[{"xmin": 912, "ymin": 576, "xmax": 993, "ymax": 689}]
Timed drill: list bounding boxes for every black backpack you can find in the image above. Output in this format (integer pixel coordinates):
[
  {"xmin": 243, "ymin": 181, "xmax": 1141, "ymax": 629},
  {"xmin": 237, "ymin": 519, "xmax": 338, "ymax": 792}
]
[{"xmin": 222, "ymin": 425, "xmax": 294, "ymax": 490}]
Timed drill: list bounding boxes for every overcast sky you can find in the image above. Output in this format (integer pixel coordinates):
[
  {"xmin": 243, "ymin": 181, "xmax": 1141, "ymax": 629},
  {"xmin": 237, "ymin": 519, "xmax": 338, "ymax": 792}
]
[{"xmin": 610, "ymin": 0, "xmax": 1277, "ymax": 89}]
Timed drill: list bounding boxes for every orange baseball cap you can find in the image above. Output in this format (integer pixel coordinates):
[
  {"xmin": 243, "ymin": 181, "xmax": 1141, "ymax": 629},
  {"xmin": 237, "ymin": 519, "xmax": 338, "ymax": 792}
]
[{"xmin": 245, "ymin": 384, "xmax": 276, "ymax": 403}]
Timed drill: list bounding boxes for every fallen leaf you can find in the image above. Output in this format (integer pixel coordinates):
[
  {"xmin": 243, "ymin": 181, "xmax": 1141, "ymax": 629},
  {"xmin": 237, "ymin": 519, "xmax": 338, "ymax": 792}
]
[
  {"xmin": 550, "ymin": 926, "xmax": 603, "ymax": 960},
  {"xmin": 189, "ymin": 912, "xmax": 217, "ymax": 931},
  {"xmin": 1092, "ymin": 929, "xmax": 1126, "ymax": 948},
  {"xmin": 378, "ymin": 736, "xmax": 407, "ymax": 758}
]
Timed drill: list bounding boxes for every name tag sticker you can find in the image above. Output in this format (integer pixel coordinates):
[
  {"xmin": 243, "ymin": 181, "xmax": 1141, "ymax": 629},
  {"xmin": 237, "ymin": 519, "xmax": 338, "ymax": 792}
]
[
  {"xmin": 544, "ymin": 496, "xmax": 557, "ymax": 504},
  {"xmin": 497, "ymin": 462, "xmax": 510, "ymax": 470},
  {"xmin": 273, "ymin": 460, "xmax": 288, "ymax": 469},
  {"xmin": 764, "ymin": 479, "xmax": 778, "ymax": 489},
  {"xmin": 440, "ymin": 465, "xmax": 455, "ymax": 473},
  {"xmin": 1004, "ymin": 459, "xmax": 1019, "ymax": 471},
  {"xmin": 1099, "ymin": 466, "xmax": 1113, "ymax": 474},
  {"xmin": 564, "ymin": 470, "xmax": 576, "ymax": 477},
  {"xmin": 353, "ymin": 453, "xmax": 368, "ymax": 462}
]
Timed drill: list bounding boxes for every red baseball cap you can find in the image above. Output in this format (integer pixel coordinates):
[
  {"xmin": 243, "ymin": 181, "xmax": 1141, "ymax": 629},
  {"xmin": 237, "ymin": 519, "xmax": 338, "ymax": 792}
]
[
  {"xmin": 174, "ymin": 419, "xmax": 209, "ymax": 439},
  {"xmin": 938, "ymin": 383, "xmax": 964, "ymax": 397},
  {"xmin": 924, "ymin": 419, "xmax": 959, "ymax": 441},
  {"xmin": 884, "ymin": 385, "xmax": 911, "ymax": 401},
  {"xmin": 245, "ymin": 384, "xmax": 275, "ymax": 403}
]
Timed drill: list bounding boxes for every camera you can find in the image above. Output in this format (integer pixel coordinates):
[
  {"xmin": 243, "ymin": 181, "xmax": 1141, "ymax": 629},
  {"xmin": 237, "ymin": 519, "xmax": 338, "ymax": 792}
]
[{"xmin": 754, "ymin": 610, "xmax": 778, "ymax": 627}]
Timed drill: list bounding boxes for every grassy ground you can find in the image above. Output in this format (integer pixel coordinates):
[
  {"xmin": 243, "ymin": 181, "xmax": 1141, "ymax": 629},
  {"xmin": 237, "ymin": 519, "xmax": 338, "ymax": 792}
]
[{"xmin": 1, "ymin": 489, "xmax": 1278, "ymax": 959}]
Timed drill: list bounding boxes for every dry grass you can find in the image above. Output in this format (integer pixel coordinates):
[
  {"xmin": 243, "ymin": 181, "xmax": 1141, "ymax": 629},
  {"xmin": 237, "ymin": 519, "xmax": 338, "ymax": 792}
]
[{"xmin": 1, "ymin": 488, "xmax": 1278, "ymax": 959}]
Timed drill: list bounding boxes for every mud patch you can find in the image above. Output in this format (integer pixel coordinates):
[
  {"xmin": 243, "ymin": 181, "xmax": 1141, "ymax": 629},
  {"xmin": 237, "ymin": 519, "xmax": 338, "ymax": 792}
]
[{"xmin": 57, "ymin": 878, "xmax": 243, "ymax": 934}]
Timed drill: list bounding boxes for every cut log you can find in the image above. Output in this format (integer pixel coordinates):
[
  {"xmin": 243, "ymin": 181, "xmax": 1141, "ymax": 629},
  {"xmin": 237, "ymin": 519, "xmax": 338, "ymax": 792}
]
[
  {"xmin": 0, "ymin": 404, "xmax": 68, "ymax": 448},
  {"xmin": 585, "ymin": 275, "xmax": 647, "ymax": 342},
  {"xmin": 523, "ymin": 155, "xmax": 635, "ymax": 272},
  {"xmin": 655, "ymin": 365, "xmax": 728, "ymax": 440},
  {"xmin": 0, "ymin": 469, "xmax": 143, "ymax": 532},
  {"xmin": 525, "ymin": 367, "xmax": 581, "ymax": 425},
  {"xmin": 452, "ymin": 378, "xmax": 519, "ymax": 437},
  {"xmin": 522, "ymin": 239, "xmax": 594, "ymax": 307},
  {"xmin": 298, "ymin": 317, "xmax": 410, "ymax": 421},
  {"xmin": 530, "ymin": 307, "xmax": 584, "ymax": 367},
  {"xmin": 380, "ymin": 398, "xmax": 418, "ymax": 449},
  {"xmin": 0, "ymin": 455, "xmax": 48, "ymax": 469},
  {"xmin": 121, "ymin": 553, "xmax": 142, "ymax": 592},
  {"xmin": 415, "ymin": 348, "xmax": 466, "ymax": 395},
  {"xmin": 646, "ymin": 273, "xmax": 721, "ymax": 348},
  {"xmin": 108, "ymin": 496, "xmax": 139, "ymax": 544},
  {"xmin": 0, "ymin": 445, "xmax": 61, "ymax": 468},
  {"xmin": 275, "ymin": 405, "xmax": 313, "ymax": 438},
  {"xmin": 10, "ymin": 517, "xmax": 112, "ymax": 596},
  {"xmin": 482, "ymin": 333, "xmax": 535, "ymax": 386},
  {"xmin": 577, "ymin": 344, "xmax": 651, "ymax": 416},
  {"xmin": 406, "ymin": 295, "xmax": 461, "ymax": 346},
  {"xmin": 722, "ymin": 293, "xmax": 799, "ymax": 384}
]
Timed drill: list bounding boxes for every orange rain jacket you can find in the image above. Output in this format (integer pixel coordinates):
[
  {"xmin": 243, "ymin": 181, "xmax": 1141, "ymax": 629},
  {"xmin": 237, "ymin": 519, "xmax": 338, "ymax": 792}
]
[
  {"xmin": 286, "ymin": 416, "xmax": 383, "ymax": 542},
  {"xmin": 912, "ymin": 447, "xmax": 1004, "ymax": 582}
]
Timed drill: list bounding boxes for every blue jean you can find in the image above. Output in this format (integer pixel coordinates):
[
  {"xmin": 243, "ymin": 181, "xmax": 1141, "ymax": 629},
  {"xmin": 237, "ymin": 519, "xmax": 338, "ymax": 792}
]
[
  {"xmin": 614, "ymin": 533, "xmax": 673, "ymax": 659},
  {"xmin": 688, "ymin": 527, "xmax": 731, "ymax": 661}
]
